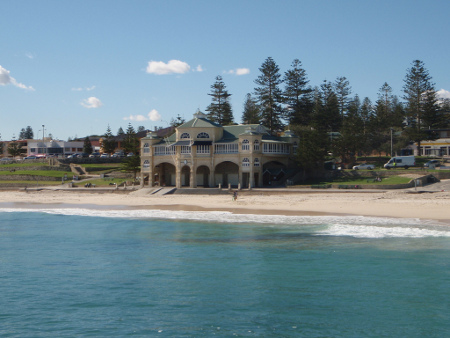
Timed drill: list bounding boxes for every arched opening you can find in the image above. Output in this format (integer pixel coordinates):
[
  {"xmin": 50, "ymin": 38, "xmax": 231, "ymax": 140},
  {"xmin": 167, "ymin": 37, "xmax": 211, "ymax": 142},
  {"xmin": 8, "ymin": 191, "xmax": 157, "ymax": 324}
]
[
  {"xmin": 196, "ymin": 165, "xmax": 210, "ymax": 187},
  {"xmin": 181, "ymin": 165, "xmax": 190, "ymax": 187},
  {"xmin": 154, "ymin": 162, "xmax": 176, "ymax": 186},
  {"xmin": 215, "ymin": 161, "xmax": 239, "ymax": 187},
  {"xmin": 262, "ymin": 161, "xmax": 287, "ymax": 186}
]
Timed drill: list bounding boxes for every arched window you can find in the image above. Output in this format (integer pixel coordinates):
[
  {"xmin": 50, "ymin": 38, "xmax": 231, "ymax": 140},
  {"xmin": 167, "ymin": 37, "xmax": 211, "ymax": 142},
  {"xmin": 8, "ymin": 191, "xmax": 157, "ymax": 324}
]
[
  {"xmin": 242, "ymin": 158, "xmax": 250, "ymax": 167},
  {"xmin": 254, "ymin": 158, "xmax": 260, "ymax": 167},
  {"xmin": 143, "ymin": 160, "xmax": 150, "ymax": 169},
  {"xmin": 197, "ymin": 132, "xmax": 210, "ymax": 139},
  {"xmin": 143, "ymin": 143, "xmax": 150, "ymax": 153},
  {"xmin": 180, "ymin": 133, "xmax": 191, "ymax": 139},
  {"xmin": 242, "ymin": 139, "xmax": 250, "ymax": 151},
  {"xmin": 253, "ymin": 140, "xmax": 260, "ymax": 151}
]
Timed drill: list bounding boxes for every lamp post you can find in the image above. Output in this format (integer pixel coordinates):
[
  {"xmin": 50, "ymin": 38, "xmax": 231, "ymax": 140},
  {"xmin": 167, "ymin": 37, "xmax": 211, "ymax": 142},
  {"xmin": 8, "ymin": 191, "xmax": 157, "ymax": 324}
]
[{"xmin": 390, "ymin": 128, "xmax": 393, "ymax": 157}]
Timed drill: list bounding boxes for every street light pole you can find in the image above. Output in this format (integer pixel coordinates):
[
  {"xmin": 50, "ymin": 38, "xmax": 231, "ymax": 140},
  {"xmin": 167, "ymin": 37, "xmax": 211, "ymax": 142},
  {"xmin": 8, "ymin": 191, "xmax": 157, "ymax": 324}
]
[{"xmin": 390, "ymin": 128, "xmax": 393, "ymax": 157}]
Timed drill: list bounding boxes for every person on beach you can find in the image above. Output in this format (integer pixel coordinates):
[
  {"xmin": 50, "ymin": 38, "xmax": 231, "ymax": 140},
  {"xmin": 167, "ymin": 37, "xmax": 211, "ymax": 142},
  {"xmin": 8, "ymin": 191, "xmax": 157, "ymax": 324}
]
[{"xmin": 233, "ymin": 191, "xmax": 238, "ymax": 201}]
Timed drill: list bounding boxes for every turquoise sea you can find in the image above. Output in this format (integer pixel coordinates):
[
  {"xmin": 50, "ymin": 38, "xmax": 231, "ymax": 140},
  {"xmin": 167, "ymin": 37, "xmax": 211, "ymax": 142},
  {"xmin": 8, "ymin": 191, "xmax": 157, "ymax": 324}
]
[{"xmin": 0, "ymin": 207, "xmax": 449, "ymax": 337}]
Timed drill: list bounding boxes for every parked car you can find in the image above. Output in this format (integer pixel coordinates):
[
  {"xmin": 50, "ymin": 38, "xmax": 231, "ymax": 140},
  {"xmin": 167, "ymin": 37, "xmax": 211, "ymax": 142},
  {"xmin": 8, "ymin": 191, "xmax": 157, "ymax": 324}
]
[
  {"xmin": 1, "ymin": 158, "xmax": 13, "ymax": 162},
  {"xmin": 89, "ymin": 152, "xmax": 101, "ymax": 158},
  {"xmin": 352, "ymin": 163, "xmax": 375, "ymax": 170},
  {"xmin": 100, "ymin": 153, "xmax": 110, "ymax": 158},
  {"xmin": 24, "ymin": 156, "xmax": 37, "ymax": 160},
  {"xmin": 67, "ymin": 154, "xmax": 79, "ymax": 158},
  {"xmin": 127, "ymin": 152, "xmax": 134, "ymax": 157},
  {"xmin": 424, "ymin": 160, "xmax": 441, "ymax": 168},
  {"xmin": 80, "ymin": 153, "xmax": 90, "ymax": 158}
]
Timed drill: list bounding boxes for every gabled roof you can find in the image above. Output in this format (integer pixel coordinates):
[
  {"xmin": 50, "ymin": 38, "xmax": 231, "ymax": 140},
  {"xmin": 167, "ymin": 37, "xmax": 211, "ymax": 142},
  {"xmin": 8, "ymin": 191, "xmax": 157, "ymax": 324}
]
[
  {"xmin": 218, "ymin": 124, "xmax": 267, "ymax": 142},
  {"xmin": 178, "ymin": 111, "xmax": 222, "ymax": 129}
]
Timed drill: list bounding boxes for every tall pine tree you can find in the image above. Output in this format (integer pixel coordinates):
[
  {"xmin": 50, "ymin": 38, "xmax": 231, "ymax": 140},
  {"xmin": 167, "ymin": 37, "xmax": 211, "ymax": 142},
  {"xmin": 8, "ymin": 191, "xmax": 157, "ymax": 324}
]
[
  {"xmin": 283, "ymin": 59, "xmax": 312, "ymax": 126},
  {"xmin": 205, "ymin": 75, "xmax": 234, "ymax": 125},
  {"xmin": 403, "ymin": 60, "xmax": 440, "ymax": 154},
  {"xmin": 254, "ymin": 57, "xmax": 284, "ymax": 134},
  {"xmin": 241, "ymin": 93, "xmax": 260, "ymax": 124}
]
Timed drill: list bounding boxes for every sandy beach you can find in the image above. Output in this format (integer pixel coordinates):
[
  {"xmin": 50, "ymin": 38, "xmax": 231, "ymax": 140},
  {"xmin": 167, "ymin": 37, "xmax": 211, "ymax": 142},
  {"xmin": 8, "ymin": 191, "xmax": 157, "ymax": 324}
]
[{"xmin": 0, "ymin": 188, "xmax": 449, "ymax": 222}]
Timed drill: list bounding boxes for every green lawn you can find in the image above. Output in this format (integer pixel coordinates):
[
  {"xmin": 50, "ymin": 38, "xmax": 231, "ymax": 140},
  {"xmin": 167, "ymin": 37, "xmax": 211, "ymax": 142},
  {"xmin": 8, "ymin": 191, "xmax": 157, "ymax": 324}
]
[
  {"xmin": 0, "ymin": 170, "xmax": 73, "ymax": 178},
  {"xmin": 0, "ymin": 162, "xmax": 48, "ymax": 168},
  {"xmin": 0, "ymin": 180, "xmax": 63, "ymax": 186}
]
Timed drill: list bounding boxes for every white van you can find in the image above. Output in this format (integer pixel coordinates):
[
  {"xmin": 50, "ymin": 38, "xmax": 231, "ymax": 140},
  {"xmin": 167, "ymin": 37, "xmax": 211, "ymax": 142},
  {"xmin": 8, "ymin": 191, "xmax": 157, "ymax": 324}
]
[{"xmin": 384, "ymin": 156, "xmax": 415, "ymax": 169}]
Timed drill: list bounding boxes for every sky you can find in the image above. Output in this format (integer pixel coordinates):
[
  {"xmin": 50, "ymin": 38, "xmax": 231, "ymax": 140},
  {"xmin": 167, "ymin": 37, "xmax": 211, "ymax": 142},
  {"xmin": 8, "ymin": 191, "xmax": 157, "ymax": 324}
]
[{"xmin": 1, "ymin": 0, "xmax": 450, "ymax": 141}]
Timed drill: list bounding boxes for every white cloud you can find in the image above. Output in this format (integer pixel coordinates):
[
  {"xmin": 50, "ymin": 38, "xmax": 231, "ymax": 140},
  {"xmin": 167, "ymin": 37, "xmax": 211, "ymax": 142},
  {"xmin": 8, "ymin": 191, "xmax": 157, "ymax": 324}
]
[
  {"xmin": 148, "ymin": 109, "xmax": 161, "ymax": 121},
  {"xmin": 225, "ymin": 68, "xmax": 250, "ymax": 76},
  {"xmin": 146, "ymin": 60, "xmax": 191, "ymax": 75},
  {"xmin": 195, "ymin": 65, "xmax": 204, "ymax": 72},
  {"xmin": 437, "ymin": 89, "xmax": 450, "ymax": 100},
  {"xmin": 72, "ymin": 85, "xmax": 96, "ymax": 91},
  {"xmin": 0, "ymin": 65, "xmax": 35, "ymax": 90},
  {"xmin": 25, "ymin": 52, "xmax": 35, "ymax": 59},
  {"xmin": 124, "ymin": 114, "xmax": 147, "ymax": 121},
  {"xmin": 123, "ymin": 109, "xmax": 161, "ymax": 122},
  {"xmin": 81, "ymin": 96, "xmax": 103, "ymax": 108}
]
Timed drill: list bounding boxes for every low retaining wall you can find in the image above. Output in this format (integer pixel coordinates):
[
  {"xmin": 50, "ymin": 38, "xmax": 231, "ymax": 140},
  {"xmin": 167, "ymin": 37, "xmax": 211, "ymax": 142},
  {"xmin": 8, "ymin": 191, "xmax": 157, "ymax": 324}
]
[{"xmin": 0, "ymin": 175, "xmax": 61, "ymax": 181}]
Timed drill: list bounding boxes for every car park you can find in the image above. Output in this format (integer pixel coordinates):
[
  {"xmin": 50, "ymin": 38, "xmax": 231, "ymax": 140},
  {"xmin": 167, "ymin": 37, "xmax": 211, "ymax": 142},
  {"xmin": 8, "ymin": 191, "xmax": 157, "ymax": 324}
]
[
  {"xmin": 424, "ymin": 160, "xmax": 441, "ymax": 168},
  {"xmin": 352, "ymin": 163, "xmax": 375, "ymax": 170}
]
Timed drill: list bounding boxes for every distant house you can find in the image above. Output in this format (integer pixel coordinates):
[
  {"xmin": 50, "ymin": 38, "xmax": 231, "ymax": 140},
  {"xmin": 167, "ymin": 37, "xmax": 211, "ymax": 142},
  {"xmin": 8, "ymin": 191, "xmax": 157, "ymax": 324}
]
[
  {"xmin": 415, "ymin": 129, "xmax": 450, "ymax": 156},
  {"xmin": 27, "ymin": 138, "xmax": 84, "ymax": 156},
  {"xmin": 140, "ymin": 110, "xmax": 299, "ymax": 188}
]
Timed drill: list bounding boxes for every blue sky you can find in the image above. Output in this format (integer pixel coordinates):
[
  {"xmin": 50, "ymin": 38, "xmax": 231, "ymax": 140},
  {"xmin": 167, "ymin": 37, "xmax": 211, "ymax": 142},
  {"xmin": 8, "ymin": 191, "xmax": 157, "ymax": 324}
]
[{"xmin": 1, "ymin": 0, "xmax": 450, "ymax": 141}]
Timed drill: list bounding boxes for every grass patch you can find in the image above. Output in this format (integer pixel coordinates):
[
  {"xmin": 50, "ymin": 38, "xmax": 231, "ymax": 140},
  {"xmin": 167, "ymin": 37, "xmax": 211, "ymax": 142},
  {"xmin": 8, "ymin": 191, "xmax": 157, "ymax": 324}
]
[
  {"xmin": 0, "ymin": 170, "xmax": 73, "ymax": 178},
  {"xmin": 0, "ymin": 162, "xmax": 48, "ymax": 168},
  {"xmin": 0, "ymin": 181, "xmax": 63, "ymax": 186}
]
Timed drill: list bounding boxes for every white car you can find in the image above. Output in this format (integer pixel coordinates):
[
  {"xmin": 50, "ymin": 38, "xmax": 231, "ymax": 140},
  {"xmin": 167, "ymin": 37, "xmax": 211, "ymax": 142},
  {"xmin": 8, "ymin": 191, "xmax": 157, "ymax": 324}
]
[{"xmin": 352, "ymin": 163, "xmax": 375, "ymax": 170}]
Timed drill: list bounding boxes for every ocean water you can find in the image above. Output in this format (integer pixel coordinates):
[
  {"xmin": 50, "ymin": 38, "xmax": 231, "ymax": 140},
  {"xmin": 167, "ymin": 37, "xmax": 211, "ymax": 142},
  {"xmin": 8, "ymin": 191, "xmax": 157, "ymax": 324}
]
[{"xmin": 0, "ymin": 208, "xmax": 449, "ymax": 337}]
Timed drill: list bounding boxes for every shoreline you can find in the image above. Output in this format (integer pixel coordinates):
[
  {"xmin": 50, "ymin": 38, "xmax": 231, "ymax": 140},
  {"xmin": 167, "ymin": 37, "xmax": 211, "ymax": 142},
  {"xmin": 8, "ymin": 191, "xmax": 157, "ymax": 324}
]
[{"xmin": 0, "ymin": 189, "xmax": 449, "ymax": 223}]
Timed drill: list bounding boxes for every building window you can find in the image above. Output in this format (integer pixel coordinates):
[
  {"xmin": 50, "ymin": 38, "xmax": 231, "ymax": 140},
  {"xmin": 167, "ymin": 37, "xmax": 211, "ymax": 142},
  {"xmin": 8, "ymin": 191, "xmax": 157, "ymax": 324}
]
[
  {"xmin": 253, "ymin": 140, "xmax": 260, "ymax": 151},
  {"xmin": 197, "ymin": 145, "xmax": 210, "ymax": 154},
  {"xmin": 143, "ymin": 160, "xmax": 150, "ymax": 169},
  {"xmin": 197, "ymin": 132, "xmax": 209, "ymax": 139},
  {"xmin": 292, "ymin": 142, "xmax": 298, "ymax": 153},
  {"xmin": 254, "ymin": 158, "xmax": 260, "ymax": 167},
  {"xmin": 242, "ymin": 139, "xmax": 250, "ymax": 151},
  {"xmin": 154, "ymin": 145, "xmax": 176, "ymax": 156},
  {"xmin": 263, "ymin": 143, "xmax": 289, "ymax": 154},
  {"xmin": 214, "ymin": 143, "xmax": 238, "ymax": 154},
  {"xmin": 242, "ymin": 158, "xmax": 250, "ymax": 167},
  {"xmin": 181, "ymin": 145, "xmax": 191, "ymax": 154},
  {"xmin": 143, "ymin": 143, "xmax": 150, "ymax": 153},
  {"xmin": 180, "ymin": 133, "xmax": 190, "ymax": 139}
]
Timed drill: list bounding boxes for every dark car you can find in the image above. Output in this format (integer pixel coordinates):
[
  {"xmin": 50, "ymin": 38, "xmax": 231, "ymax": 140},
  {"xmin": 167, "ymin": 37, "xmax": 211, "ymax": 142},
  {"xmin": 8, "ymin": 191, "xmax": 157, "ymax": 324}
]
[{"xmin": 424, "ymin": 160, "xmax": 441, "ymax": 168}]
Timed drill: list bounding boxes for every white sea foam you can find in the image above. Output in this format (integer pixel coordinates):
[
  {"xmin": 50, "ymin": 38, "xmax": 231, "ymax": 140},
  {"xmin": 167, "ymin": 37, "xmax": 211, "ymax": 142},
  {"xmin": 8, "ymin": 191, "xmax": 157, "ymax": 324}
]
[{"xmin": 1, "ymin": 207, "xmax": 449, "ymax": 238}]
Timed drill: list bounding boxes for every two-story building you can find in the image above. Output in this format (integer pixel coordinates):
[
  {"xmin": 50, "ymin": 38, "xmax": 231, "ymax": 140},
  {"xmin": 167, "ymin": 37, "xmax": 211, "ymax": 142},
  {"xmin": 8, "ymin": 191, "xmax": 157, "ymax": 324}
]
[{"xmin": 140, "ymin": 111, "xmax": 299, "ymax": 188}]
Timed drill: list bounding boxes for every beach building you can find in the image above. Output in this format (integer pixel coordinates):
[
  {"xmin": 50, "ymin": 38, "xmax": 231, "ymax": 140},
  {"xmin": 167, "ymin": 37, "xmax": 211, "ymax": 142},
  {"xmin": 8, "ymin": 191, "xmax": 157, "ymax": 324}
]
[
  {"xmin": 140, "ymin": 110, "xmax": 299, "ymax": 188},
  {"xmin": 414, "ymin": 129, "xmax": 450, "ymax": 157},
  {"xmin": 26, "ymin": 138, "xmax": 84, "ymax": 157}
]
